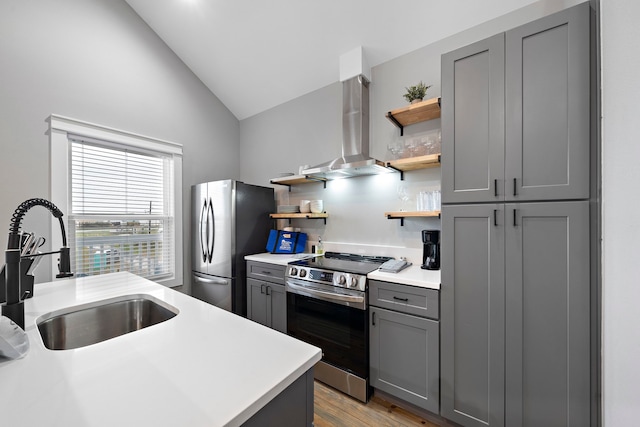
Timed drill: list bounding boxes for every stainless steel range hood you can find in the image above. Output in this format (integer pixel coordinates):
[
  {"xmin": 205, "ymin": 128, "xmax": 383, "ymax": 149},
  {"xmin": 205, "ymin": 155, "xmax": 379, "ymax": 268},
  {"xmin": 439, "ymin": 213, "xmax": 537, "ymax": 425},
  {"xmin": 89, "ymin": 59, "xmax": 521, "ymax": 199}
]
[{"xmin": 302, "ymin": 75, "xmax": 391, "ymax": 179}]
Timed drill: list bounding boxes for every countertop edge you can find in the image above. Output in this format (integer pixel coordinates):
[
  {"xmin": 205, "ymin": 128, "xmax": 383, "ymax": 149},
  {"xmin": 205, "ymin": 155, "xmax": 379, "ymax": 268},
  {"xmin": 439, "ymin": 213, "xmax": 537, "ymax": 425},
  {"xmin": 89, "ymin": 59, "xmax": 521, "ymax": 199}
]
[
  {"xmin": 3, "ymin": 272, "xmax": 322, "ymax": 427},
  {"xmin": 245, "ymin": 253, "xmax": 440, "ymax": 290},
  {"xmin": 367, "ymin": 266, "xmax": 440, "ymax": 290}
]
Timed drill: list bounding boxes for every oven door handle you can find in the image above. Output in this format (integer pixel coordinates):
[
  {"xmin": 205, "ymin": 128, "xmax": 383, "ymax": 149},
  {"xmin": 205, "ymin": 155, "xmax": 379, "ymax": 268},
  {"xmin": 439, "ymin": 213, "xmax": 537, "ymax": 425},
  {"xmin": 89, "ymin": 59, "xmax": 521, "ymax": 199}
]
[{"xmin": 286, "ymin": 281, "xmax": 366, "ymax": 309}]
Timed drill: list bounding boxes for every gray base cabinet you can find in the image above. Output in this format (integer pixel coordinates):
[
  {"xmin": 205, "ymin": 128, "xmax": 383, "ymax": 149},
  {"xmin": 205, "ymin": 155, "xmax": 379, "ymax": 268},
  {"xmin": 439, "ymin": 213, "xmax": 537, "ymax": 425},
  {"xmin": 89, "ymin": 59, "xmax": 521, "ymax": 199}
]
[
  {"xmin": 246, "ymin": 261, "xmax": 287, "ymax": 333},
  {"xmin": 441, "ymin": 201, "xmax": 590, "ymax": 427},
  {"xmin": 440, "ymin": 204, "xmax": 505, "ymax": 427},
  {"xmin": 242, "ymin": 368, "xmax": 314, "ymax": 427},
  {"xmin": 505, "ymin": 202, "xmax": 590, "ymax": 427},
  {"xmin": 247, "ymin": 278, "xmax": 286, "ymax": 333},
  {"xmin": 369, "ymin": 280, "xmax": 440, "ymax": 414}
]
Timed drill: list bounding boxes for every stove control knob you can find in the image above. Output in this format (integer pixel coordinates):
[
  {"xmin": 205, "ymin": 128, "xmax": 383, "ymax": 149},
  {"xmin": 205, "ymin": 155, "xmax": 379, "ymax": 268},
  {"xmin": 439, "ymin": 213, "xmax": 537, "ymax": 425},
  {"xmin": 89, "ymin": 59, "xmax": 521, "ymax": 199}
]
[
  {"xmin": 289, "ymin": 267, "xmax": 298, "ymax": 276},
  {"xmin": 299, "ymin": 269, "xmax": 307, "ymax": 278},
  {"xmin": 338, "ymin": 275, "xmax": 346, "ymax": 285},
  {"xmin": 350, "ymin": 277, "xmax": 358, "ymax": 288}
]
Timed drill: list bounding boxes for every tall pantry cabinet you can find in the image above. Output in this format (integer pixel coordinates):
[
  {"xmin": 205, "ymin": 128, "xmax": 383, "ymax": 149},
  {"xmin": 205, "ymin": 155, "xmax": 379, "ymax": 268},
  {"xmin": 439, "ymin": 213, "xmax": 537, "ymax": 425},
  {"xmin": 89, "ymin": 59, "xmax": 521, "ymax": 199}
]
[{"xmin": 439, "ymin": 3, "xmax": 594, "ymax": 427}]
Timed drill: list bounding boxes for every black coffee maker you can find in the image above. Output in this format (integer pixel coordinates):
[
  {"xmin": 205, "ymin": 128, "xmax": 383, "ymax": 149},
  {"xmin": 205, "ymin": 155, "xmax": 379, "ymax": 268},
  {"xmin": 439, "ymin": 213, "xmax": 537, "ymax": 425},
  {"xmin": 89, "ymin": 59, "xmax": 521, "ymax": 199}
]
[{"xmin": 421, "ymin": 230, "xmax": 440, "ymax": 270}]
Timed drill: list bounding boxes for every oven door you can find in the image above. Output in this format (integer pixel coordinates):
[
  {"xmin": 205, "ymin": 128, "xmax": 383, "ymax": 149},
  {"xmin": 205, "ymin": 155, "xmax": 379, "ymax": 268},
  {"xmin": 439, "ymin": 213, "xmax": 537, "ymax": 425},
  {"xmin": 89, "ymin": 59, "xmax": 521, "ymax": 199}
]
[{"xmin": 286, "ymin": 281, "xmax": 368, "ymax": 379}]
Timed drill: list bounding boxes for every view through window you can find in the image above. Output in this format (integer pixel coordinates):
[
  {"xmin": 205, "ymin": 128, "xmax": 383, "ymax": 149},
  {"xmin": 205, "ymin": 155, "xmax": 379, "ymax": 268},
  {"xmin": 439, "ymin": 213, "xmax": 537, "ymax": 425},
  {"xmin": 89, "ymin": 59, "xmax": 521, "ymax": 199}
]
[{"xmin": 69, "ymin": 137, "xmax": 175, "ymax": 280}]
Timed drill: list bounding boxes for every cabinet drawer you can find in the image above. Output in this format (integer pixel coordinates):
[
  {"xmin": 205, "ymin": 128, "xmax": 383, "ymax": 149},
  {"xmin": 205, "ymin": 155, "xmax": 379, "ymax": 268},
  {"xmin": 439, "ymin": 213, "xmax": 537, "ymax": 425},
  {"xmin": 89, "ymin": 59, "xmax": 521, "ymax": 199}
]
[
  {"xmin": 246, "ymin": 261, "xmax": 286, "ymax": 284},
  {"xmin": 369, "ymin": 280, "xmax": 439, "ymax": 320}
]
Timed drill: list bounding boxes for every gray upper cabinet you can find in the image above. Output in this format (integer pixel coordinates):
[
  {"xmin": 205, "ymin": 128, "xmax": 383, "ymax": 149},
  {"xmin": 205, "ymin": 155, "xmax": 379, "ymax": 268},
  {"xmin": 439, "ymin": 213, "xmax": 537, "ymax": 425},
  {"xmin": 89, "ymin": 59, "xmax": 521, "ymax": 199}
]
[
  {"xmin": 505, "ymin": 4, "xmax": 590, "ymax": 201},
  {"xmin": 440, "ymin": 204, "xmax": 505, "ymax": 427},
  {"xmin": 442, "ymin": 2, "xmax": 590, "ymax": 204},
  {"xmin": 505, "ymin": 201, "xmax": 590, "ymax": 427},
  {"xmin": 441, "ymin": 33, "xmax": 505, "ymax": 204}
]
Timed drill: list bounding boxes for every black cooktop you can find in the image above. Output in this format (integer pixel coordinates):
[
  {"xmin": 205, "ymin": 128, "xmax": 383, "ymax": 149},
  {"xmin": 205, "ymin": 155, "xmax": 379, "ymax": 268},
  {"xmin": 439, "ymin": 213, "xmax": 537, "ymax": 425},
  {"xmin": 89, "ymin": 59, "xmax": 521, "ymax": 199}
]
[{"xmin": 289, "ymin": 252, "xmax": 393, "ymax": 275}]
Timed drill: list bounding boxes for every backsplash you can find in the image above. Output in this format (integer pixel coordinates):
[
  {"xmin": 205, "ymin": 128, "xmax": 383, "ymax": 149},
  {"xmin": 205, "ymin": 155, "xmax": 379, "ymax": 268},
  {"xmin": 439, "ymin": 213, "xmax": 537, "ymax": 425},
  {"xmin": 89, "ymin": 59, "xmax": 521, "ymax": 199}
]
[{"xmin": 273, "ymin": 168, "xmax": 441, "ymax": 261}]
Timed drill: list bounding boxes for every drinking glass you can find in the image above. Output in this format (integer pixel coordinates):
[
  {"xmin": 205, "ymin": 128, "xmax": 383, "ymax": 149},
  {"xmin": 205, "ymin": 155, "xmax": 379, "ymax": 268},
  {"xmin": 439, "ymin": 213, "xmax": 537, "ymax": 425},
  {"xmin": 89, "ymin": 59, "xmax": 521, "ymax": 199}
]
[
  {"xmin": 432, "ymin": 190, "xmax": 441, "ymax": 211},
  {"xmin": 397, "ymin": 184, "xmax": 410, "ymax": 211},
  {"xmin": 387, "ymin": 140, "xmax": 404, "ymax": 159}
]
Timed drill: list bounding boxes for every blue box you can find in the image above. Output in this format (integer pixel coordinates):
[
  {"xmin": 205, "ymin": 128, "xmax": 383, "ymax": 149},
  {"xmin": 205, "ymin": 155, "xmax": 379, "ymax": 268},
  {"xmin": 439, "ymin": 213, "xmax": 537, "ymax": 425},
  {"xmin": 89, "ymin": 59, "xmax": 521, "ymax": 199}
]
[{"xmin": 266, "ymin": 230, "xmax": 307, "ymax": 254}]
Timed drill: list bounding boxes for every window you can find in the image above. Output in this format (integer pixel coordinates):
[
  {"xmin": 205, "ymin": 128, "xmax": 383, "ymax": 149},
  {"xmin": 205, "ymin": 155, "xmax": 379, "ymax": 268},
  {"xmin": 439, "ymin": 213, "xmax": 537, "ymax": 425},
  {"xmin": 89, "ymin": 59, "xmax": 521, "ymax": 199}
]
[
  {"xmin": 69, "ymin": 137, "xmax": 175, "ymax": 280},
  {"xmin": 49, "ymin": 115, "xmax": 183, "ymax": 287}
]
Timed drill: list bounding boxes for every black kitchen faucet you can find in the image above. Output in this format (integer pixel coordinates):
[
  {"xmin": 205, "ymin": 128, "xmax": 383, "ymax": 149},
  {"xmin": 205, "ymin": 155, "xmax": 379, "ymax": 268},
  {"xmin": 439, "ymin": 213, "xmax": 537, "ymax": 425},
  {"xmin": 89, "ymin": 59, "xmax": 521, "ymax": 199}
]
[{"xmin": 1, "ymin": 198, "xmax": 73, "ymax": 329}]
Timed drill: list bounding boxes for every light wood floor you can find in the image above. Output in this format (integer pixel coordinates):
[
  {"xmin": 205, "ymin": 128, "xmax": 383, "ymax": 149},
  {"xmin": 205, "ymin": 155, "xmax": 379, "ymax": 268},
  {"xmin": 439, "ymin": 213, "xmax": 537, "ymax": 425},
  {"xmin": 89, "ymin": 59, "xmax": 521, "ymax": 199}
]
[{"xmin": 314, "ymin": 381, "xmax": 443, "ymax": 427}]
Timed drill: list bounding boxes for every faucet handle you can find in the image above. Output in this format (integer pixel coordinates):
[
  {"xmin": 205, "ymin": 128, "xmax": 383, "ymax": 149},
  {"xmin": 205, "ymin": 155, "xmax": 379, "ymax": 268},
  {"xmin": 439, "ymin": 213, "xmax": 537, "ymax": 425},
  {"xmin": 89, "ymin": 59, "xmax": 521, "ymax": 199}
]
[{"xmin": 55, "ymin": 247, "xmax": 74, "ymax": 279}]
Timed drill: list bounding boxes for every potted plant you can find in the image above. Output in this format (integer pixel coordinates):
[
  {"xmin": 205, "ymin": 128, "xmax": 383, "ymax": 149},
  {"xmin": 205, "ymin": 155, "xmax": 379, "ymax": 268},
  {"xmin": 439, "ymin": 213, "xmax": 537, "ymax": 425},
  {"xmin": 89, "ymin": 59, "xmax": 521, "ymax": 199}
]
[{"xmin": 403, "ymin": 81, "xmax": 432, "ymax": 104}]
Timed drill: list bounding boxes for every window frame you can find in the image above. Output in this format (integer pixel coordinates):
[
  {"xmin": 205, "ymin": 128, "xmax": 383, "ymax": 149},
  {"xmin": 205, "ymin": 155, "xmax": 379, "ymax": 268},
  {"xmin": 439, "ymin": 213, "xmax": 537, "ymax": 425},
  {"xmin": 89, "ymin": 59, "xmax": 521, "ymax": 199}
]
[{"xmin": 49, "ymin": 114, "xmax": 183, "ymax": 287}]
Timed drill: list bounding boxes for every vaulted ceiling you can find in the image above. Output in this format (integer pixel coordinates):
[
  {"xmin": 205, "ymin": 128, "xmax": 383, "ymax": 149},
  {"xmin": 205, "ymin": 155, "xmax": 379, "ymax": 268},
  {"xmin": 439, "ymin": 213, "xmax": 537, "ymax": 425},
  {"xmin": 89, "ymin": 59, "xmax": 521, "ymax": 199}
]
[{"xmin": 126, "ymin": 0, "xmax": 539, "ymax": 120}]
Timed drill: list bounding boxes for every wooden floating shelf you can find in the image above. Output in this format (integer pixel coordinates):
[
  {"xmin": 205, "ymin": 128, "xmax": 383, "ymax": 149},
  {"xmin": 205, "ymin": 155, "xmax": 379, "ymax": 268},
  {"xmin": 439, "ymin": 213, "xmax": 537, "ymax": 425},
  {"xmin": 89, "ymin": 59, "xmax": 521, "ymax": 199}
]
[
  {"xmin": 384, "ymin": 210, "xmax": 441, "ymax": 226},
  {"xmin": 386, "ymin": 97, "xmax": 441, "ymax": 136},
  {"xmin": 270, "ymin": 213, "xmax": 328, "ymax": 219},
  {"xmin": 270, "ymin": 174, "xmax": 327, "ymax": 189},
  {"xmin": 385, "ymin": 211, "xmax": 440, "ymax": 218},
  {"xmin": 270, "ymin": 212, "xmax": 329, "ymax": 225},
  {"xmin": 386, "ymin": 153, "xmax": 441, "ymax": 173}
]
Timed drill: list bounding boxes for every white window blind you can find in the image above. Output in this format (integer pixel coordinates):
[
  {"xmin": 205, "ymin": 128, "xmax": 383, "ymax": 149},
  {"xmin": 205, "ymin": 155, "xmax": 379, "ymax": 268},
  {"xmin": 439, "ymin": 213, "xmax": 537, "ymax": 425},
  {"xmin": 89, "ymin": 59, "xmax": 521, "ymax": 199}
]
[{"xmin": 69, "ymin": 137, "xmax": 175, "ymax": 281}]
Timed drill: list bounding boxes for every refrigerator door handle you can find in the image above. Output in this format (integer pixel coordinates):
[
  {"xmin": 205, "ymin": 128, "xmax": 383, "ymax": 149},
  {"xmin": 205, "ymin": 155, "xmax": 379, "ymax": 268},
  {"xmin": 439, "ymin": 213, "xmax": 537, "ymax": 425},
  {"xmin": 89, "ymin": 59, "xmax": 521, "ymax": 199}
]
[
  {"xmin": 200, "ymin": 199, "xmax": 208, "ymax": 263},
  {"xmin": 207, "ymin": 198, "xmax": 215, "ymax": 263},
  {"xmin": 193, "ymin": 274, "xmax": 228, "ymax": 286}
]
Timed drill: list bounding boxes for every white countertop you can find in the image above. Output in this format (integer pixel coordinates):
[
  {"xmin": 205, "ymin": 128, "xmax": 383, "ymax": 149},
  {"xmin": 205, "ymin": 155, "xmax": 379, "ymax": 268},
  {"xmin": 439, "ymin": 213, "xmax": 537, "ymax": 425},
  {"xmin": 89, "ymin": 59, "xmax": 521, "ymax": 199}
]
[
  {"xmin": 368, "ymin": 264, "xmax": 440, "ymax": 290},
  {"xmin": 0, "ymin": 272, "xmax": 321, "ymax": 427},
  {"xmin": 244, "ymin": 252, "xmax": 317, "ymax": 266},
  {"xmin": 246, "ymin": 253, "xmax": 440, "ymax": 290}
]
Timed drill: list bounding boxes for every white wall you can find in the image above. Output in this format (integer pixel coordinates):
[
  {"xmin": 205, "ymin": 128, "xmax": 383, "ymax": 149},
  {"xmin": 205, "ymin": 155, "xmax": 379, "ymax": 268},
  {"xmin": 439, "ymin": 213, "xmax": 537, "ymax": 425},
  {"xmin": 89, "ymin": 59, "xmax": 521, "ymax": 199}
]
[
  {"xmin": 600, "ymin": 0, "xmax": 640, "ymax": 424},
  {"xmin": 0, "ymin": 0, "xmax": 240, "ymax": 287}
]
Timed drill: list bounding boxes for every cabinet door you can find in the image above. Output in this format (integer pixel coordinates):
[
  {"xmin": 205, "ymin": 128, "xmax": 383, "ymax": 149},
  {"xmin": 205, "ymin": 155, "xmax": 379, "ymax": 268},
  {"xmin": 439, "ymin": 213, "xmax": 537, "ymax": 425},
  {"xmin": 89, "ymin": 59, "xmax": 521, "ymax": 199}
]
[
  {"xmin": 441, "ymin": 204, "xmax": 505, "ymax": 427},
  {"xmin": 505, "ymin": 201, "xmax": 590, "ymax": 426},
  {"xmin": 505, "ymin": 3, "xmax": 590, "ymax": 201},
  {"xmin": 247, "ymin": 278, "xmax": 268, "ymax": 326},
  {"xmin": 370, "ymin": 306, "xmax": 439, "ymax": 414},
  {"xmin": 268, "ymin": 284, "xmax": 287, "ymax": 334},
  {"xmin": 441, "ymin": 33, "xmax": 505, "ymax": 204}
]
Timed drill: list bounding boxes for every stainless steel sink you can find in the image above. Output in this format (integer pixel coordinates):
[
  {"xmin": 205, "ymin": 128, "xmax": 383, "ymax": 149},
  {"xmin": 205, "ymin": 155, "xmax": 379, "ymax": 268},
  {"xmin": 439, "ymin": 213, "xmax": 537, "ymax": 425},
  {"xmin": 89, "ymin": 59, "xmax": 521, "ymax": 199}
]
[{"xmin": 37, "ymin": 294, "xmax": 179, "ymax": 350}]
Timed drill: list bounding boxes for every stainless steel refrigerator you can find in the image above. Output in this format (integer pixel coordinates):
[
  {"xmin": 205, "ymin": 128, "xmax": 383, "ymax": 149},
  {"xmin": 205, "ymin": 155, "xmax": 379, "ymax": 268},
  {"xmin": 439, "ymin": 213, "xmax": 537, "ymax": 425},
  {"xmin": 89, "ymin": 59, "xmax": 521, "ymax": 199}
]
[{"xmin": 191, "ymin": 180, "xmax": 274, "ymax": 316}]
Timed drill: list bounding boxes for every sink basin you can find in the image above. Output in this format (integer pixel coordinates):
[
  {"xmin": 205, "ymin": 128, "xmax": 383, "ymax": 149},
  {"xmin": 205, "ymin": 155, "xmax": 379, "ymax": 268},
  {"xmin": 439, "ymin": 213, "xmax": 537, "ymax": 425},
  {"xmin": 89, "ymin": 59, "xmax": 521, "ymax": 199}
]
[{"xmin": 37, "ymin": 294, "xmax": 179, "ymax": 350}]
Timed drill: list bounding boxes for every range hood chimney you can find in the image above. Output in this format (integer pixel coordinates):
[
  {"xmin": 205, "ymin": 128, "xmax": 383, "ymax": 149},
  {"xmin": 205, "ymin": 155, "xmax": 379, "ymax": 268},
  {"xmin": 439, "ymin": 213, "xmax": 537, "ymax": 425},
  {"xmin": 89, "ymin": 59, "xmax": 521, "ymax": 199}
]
[{"xmin": 302, "ymin": 74, "xmax": 391, "ymax": 179}]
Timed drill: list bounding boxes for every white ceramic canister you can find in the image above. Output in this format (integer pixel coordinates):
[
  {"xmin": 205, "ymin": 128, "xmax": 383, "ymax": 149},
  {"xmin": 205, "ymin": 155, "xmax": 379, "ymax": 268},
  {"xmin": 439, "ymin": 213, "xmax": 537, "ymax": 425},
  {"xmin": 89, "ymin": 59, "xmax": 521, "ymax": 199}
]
[
  {"xmin": 299, "ymin": 200, "xmax": 311, "ymax": 213},
  {"xmin": 309, "ymin": 200, "xmax": 323, "ymax": 213}
]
